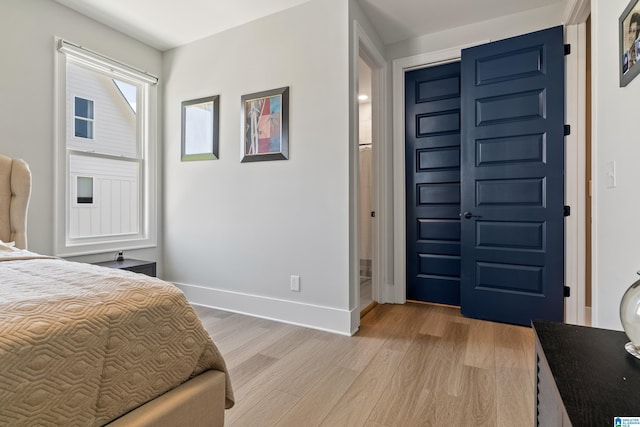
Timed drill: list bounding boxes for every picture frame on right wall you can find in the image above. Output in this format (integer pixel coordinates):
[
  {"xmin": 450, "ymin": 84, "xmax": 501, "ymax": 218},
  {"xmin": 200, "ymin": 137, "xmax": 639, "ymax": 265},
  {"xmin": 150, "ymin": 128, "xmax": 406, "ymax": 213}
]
[
  {"xmin": 620, "ymin": 0, "xmax": 640, "ymax": 86},
  {"xmin": 241, "ymin": 87, "xmax": 289, "ymax": 162}
]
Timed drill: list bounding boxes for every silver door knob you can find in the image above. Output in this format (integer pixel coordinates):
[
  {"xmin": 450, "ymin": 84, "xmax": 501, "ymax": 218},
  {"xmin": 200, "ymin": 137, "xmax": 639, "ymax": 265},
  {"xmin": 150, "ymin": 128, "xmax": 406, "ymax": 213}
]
[{"xmin": 461, "ymin": 211, "xmax": 481, "ymax": 219}]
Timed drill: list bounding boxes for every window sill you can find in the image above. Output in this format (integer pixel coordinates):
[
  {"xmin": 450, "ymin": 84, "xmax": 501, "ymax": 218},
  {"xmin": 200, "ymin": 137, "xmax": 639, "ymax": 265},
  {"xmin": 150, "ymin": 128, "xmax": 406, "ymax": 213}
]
[{"xmin": 55, "ymin": 236, "xmax": 157, "ymax": 257}]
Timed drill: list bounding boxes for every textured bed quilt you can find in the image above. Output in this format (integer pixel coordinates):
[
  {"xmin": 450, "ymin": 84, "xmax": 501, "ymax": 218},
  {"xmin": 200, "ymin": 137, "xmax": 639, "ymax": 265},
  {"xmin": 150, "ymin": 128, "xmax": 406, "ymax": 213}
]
[{"xmin": 0, "ymin": 250, "xmax": 234, "ymax": 426}]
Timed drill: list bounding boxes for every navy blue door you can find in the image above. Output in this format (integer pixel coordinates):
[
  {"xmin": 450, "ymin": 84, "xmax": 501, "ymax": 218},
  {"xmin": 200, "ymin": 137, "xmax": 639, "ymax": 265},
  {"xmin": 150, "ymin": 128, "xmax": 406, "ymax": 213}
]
[
  {"xmin": 405, "ymin": 62, "xmax": 461, "ymax": 305},
  {"xmin": 460, "ymin": 26, "xmax": 565, "ymax": 326}
]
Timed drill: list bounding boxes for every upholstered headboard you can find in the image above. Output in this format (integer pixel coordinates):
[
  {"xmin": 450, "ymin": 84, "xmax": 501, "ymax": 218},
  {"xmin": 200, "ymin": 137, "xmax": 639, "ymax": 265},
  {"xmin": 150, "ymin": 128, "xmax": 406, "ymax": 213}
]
[{"xmin": 0, "ymin": 155, "xmax": 31, "ymax": 249}]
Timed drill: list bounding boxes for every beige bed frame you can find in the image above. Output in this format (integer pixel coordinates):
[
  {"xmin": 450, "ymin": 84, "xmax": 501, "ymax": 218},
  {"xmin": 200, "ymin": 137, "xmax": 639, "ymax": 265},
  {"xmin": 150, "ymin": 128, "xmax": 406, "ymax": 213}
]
[
  {"xmin": 107, "ymin": 370, "xmax": 226, "ymax": 427},
  {"xmin": 0, "ymin": 155, "xmax": 30, "ymax": 249},
  {"xmin": 0, "ymin": 154, "xmax": 227, "ymax": 426}
]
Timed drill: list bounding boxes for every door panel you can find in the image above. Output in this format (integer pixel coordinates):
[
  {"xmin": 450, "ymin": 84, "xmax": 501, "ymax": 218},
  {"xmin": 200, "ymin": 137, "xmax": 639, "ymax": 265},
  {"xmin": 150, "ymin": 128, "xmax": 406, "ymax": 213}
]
[
  {"xmin": 475, "ymin": 221, "xmax": 545, "ymax": 250},
  {"xmin": 476, "ymin": 134, "xmax": 545, "ymax": 165},
  {"xmin": 476, "ymin": 90, "xmax": 545, "ymax": 125},
  {"xmin": 460, "ymin": 26, "xmax": 565, "ymax": 326},
  {"xmin": 406, "ymin": 62, "xmax": 461, "ymax": 305}
]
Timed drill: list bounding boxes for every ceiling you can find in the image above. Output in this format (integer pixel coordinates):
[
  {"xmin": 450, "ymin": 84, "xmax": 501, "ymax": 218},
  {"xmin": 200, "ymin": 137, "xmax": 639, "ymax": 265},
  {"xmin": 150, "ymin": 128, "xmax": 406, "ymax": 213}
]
[
  {"xmin": 54, "ymin": 0, "xmax": 567, "ymax": 51},
  {"xmin": 54, "ymin": 0, "xmax": 314, "ymax": 51}
]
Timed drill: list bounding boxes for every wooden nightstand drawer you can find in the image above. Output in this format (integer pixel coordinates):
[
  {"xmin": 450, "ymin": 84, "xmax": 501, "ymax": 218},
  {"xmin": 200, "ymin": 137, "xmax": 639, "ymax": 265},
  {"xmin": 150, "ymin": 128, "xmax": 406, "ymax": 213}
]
[{"xmin": 94, "ymin": 259, "xmax": 157, "ymax": 277}]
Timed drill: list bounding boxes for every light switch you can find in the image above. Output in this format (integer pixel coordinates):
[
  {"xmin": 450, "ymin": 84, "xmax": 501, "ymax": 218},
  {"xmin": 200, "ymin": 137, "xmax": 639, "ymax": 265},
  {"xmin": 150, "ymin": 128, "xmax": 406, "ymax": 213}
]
[{"xmin": 606, "ymin": 161, "xmax": 616, "ymax": 188}]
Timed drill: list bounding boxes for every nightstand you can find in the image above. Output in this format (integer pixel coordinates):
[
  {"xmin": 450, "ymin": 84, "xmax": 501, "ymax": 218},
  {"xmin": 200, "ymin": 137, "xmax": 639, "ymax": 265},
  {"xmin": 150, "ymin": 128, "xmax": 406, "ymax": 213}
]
[
  {"xmin": 533, "ymin": 320, "xmax": 640, "ymax": 426},
  {"xmin": 94, "ymin": 259, "xmax": 157, "ymax": 277}
]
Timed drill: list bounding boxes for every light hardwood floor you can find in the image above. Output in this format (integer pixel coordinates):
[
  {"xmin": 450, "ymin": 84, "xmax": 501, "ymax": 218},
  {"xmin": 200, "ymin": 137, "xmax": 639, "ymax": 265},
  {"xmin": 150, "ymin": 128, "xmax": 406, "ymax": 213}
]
[{"xmin": 193, "ymin": 303, "xmax": 534, "ymax": 427}]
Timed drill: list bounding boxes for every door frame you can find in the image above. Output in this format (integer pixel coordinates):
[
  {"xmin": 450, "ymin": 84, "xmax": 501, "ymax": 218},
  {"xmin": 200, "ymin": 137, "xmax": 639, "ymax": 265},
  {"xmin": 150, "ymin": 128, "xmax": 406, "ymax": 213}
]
[
  {"xmin": 350, "ymin": 20, "xmax": 387, "ymax": 331},
  {"xmin": 562, "ymin": 0, "xmax": 590, "ymax": 325},
  {"xmin": 564, "ymin": 21, "xmax": 588, "ymax": 325},
  {"xmin": 391, "ymin": 12, "xmax": 589, "ymax": 326}
]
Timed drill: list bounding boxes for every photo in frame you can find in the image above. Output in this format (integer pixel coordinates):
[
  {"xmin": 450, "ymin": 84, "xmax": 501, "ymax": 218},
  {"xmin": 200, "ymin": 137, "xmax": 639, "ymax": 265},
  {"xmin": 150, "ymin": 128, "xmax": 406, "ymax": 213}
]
[
  {"xmin": 620, "ymin": 0, "xmax": 640, "ymax": 86},
  {"xmin": 181, "ymin": 95, "xmax": 219, "ymax": 161},
  {"xmin": 241, "ymin": 87, "xmax": 289, "ymax": 162}
]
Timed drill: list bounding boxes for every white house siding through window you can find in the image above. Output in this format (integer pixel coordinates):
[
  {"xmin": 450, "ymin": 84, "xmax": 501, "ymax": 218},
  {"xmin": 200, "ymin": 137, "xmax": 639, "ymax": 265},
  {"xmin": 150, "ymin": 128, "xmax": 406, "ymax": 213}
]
[
  {"xmin": 66, "ymin": 61, "xmax": 140, "ymax": 239},
  {"xmin": 69, "ymin": 154, "xmax": 139, "ymax": 238}
]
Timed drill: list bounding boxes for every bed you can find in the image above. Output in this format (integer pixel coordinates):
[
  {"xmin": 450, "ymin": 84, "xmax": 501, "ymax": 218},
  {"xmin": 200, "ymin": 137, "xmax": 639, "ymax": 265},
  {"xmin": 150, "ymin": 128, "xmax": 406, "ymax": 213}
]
[{"xmin": 0, "ymin": 155, "xmax": 234, "ymax": 426}]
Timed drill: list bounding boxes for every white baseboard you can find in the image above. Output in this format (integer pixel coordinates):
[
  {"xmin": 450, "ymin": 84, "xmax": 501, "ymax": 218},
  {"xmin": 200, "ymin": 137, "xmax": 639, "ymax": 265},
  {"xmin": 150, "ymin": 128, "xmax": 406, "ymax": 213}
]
[{"xmin": 175, "ymin": 282, "xmax": 357, "ymax": 336}]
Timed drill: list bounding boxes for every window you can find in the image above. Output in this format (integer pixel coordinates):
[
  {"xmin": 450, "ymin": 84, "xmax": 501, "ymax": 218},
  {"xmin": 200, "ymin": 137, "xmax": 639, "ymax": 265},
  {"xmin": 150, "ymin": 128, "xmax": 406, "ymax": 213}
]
[
  {"xmin": 55, "ymin": 40, "xmax": 158, "ymax": 256},
  {"xmin": 74, "ymin": 97, "xmax": 94, "ymax": 139},
  {"xmin": 76, "ymin": 176, "xmax": 93, "ymax": 204}
]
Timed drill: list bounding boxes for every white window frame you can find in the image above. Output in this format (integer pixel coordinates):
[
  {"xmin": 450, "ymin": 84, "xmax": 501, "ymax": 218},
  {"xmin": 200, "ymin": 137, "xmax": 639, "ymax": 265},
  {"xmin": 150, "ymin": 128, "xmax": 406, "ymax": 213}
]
[{"xmin": 54, "ymin": 39, "xmax": 158, "ymax": 256}]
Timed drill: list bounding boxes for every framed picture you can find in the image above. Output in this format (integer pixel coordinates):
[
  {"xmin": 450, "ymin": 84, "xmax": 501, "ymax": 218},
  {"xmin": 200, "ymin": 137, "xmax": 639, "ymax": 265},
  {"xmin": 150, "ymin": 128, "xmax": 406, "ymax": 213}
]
[
  {"xmin": 620, "ymin": 0, "xmax": 640, "ymax": 86},
  {"xmin": 181, "ymin": 95, "xmax": 219, "ymax": 161},
  {"xmin": 241, "ymin": 87, "xmax": 289, "ymax": 162}
]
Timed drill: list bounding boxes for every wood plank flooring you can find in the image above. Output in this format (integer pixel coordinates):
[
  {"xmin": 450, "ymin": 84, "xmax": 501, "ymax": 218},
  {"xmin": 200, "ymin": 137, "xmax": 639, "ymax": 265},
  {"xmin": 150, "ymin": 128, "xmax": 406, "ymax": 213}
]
[{"xmin": 192, "ymin": 303, "xmax": 534, "ymax": 427}]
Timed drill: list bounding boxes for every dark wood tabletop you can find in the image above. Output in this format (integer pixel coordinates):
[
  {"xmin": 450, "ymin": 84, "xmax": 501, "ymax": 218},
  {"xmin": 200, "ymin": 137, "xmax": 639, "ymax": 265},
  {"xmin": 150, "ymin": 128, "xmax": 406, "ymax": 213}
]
[{"xmin": 534, "ymin": 320, "xmax": 640, "ymax": 425}]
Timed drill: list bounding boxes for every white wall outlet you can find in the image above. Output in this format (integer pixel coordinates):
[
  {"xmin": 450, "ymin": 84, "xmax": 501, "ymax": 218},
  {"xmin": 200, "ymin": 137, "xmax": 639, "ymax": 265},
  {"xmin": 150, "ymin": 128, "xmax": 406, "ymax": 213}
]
[{"xmin": 290, "ymin": 275, "xmax": 300, "ymax": 292}]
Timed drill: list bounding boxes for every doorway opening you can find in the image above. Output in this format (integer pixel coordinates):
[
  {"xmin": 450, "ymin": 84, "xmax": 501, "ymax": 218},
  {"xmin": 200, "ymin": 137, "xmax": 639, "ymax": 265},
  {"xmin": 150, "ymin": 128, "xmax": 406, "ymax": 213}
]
[{"xmin": 358, "ymin": 56, "xmax": 376, "ymax": 316}]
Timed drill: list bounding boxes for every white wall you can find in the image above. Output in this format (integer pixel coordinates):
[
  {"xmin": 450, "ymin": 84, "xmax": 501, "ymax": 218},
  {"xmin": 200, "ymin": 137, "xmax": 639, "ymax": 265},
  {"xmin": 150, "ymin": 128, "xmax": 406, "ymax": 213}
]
[
  {"xmin": 386, "ymin": 3, "xmax": 568, "ymax": 60},
  {"xmin": 163, "ymin": 0, "xmax": 353, "ymax": 334},
  {"xmin": 359, "ymin": 102, "xmax": 372, "ymax": 145},
  {"xmin": 591, "ymin": 0, "xmax": 640, "ymax": 330},
  {"xmin": 0, "ymin": 0, "xmax": 162, "ymax": 267},
  {"xmin": 349, "ymin": 0, "xmax": 386, "ymax": 55}
]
